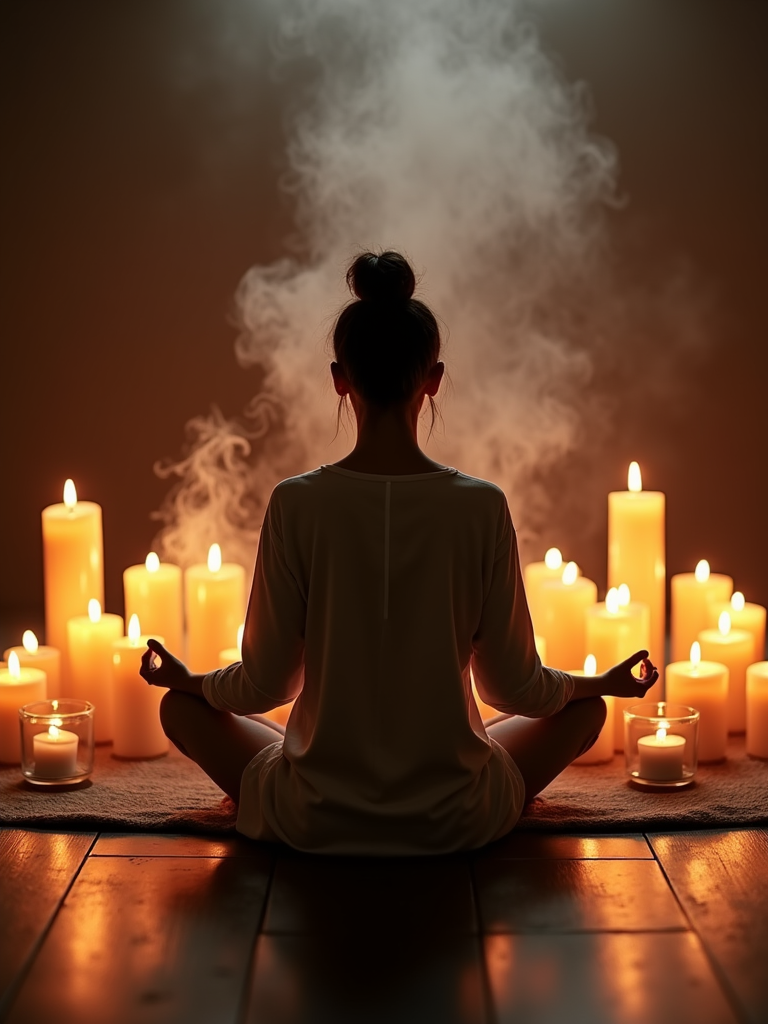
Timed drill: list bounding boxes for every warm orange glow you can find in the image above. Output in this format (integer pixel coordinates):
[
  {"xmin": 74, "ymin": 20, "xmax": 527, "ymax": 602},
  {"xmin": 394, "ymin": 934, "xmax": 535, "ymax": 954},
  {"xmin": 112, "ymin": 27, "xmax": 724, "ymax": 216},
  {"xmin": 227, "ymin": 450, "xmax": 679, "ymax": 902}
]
[
  {"xmin": 690, "ymin": 641, "xmax": 701, "ymax": 668},
  {"xmin": 207, "ymin": 543, "xmax": 222, "ymax": 573},
  {"xmin": 627, "ymin": 461, "xmax": 642, "ymax": 492},
  {"xmin": 617, "ymin": 583, "xmax": 631, "ymax": 606},
  {"xmin": 8, "ymin": 651, "xmax": 21, "ymax": 678},
  {"xmin": 605, "ymin": 588, "xmax": 620, "ymax": 615},
  {"xmin": 731, "ymin": 591, "xmax": 745, "ymax": 612},
  {"xmin": 145, "ymin": 552, "xmax": 160, "ymax": 573},
  {"xmin": 128, "ymin": 614, "xmax": 141, "ymax": 644},
  {"xmin": 562, "ymin": 561, "xmax": 578, "ymax": 586},
  {"xmin": 544, "ymin": 547, "xmax": 562, "ymax": 570},
  {"xmin": 584, "ymin": 654, "xmax": 597, "ymax": 676},
  {"xmin": 63, "ymin": 478, "xmax": 77, "ymax": 509},
  {"xmin": 236, "ymin": 623, "xmax": 244, "ymax": 655},
  {"xmin": 22, "ymin": 630, "xmax": 39, "ymax": 654},
  {"xmin": 695, "ymin": 559, "xmax": 710, "ymax": 583},
  {"xmin": 88, "ymin": 599, "xmax": 101, "ymax": 623},
  {"xmin": 718, "ymin": 611, "xmax": 731, "ymax": 637}
]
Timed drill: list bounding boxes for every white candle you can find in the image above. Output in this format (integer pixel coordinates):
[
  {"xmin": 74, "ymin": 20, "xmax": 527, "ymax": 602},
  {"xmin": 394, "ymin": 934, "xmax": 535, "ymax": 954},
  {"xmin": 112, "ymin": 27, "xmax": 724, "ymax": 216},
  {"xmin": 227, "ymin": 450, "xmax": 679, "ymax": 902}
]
[
  {"xmin": 671, "ymin": 560, "xmax": 733, "ymax": 662},
  {"xmin": 746, "ymin": 662, "xmax": 768, "ymax": 760},
  {"xmin": 67, "ymin": 600, "xmax": 124, "ymax": 743},
  {"xmin": 112, "ymin": 616, "xmax": 168, "ymax": 760},
  {"xmin": 33, "ymin": 724, "xmax": 79, "ymax": 779},
  {"xmin": 523, "ymin": 548, "xmax": 572, "ymax": 636},
  {"xmin": 539, "ymin": 562, "xmax": 597, "ymax": 670},
  {"xmin": 572, "ymin": 655, "xmax": 615, "ymax": 765},
  {"xmin": 665, "ymin": 642, "xmax": 728, "ymax": 762},
  {"xmin": 0, "ymin": 652, "xmax": 47, "ymax": 763},
  {"xmin": 123, "ymin": 553, "xmax": 184, "ymax": 658},
  {"xmin": 698, "ymin": 612, "xmax": 753, "ymax": 734},
  {"xmin": 185, "ymin": 544, "xmax": 246, "ymax": 673},
  {"xmin": 3, "ymin": 630, "xmax": 61, "ymax": 700},
  {"xmin": 637, "ymin": 726, "xmax": 686, "ymax": 781}
]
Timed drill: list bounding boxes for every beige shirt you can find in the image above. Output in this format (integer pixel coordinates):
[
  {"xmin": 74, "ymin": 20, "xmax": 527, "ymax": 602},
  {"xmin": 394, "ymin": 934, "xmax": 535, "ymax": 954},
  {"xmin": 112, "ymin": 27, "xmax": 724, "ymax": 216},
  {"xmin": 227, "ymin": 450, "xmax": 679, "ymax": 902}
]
[{"xmin": 203, "ymin": 465, "xmax": 573, "ymax": 854}]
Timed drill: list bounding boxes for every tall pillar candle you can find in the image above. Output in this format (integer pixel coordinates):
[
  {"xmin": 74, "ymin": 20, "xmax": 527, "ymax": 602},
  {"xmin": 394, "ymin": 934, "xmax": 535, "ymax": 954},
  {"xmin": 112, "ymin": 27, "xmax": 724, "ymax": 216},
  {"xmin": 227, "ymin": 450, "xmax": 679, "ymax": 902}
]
[
  {"xmin": 572, "ymin": 656, "xmax": 615, "ymax": 765},
  {"xmin": 4, "ymin": 630, "xmax": 61, "ymax": 700},
  {"xmin": 112, "ymin": 616, "xmax": 168, "ymax": 759},
  {"xmin": 124, "ymin": 552, "xmax": 184, "ymax": 657},
  {"xmin": 42, "ymin": 479, "xmax": 104, "ymax": 688},
  {"xmin": 586, "ymin": 586, "xmax": 651, "ymax": 751},
  {"xmin": 185, "ymin": 544, "xmax": 246, "ymax": 673},
  {"xmin": 0, "ymin": 653, "xmax": 47, "ymax": 763},
  {"xmin": 665, "ymin": 642, "xmax": 728, "ymax": 762},
  {"xmin": 608, "ymin": 462, "xmax": 665, "ymax": 684},
  {"xmin": 708, "ymin": 592, "xmax": 766, "ymax": 663},
  {"xmin": 746, "ymin": 662, "xmax": 768, "ymax": 759},
  {"xmin": 67, "ymin": 600, "xmax": 123, "ymax": 742},
  {"xmin": 671, "ymin": 560, "xmax": 733, "ymax": 663},
  {"xmin": 539, "ymin": 562, "xmax": 597, "ymax": 670},
  {"xmin": 523, "ymin": 548, "xmax": 573, "ymax": 637},
  {"xmin": 698, "ymin": 613, "xmax": 753, "ymax": 733}
]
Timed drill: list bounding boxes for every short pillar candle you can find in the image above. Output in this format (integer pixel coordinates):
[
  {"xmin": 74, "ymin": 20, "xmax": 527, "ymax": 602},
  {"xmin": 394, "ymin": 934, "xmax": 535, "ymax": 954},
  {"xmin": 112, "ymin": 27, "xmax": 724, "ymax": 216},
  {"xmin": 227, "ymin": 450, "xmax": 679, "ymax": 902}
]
[
  {"xmin": 637, "ymin": 728, "xmax": 686, "ymax": 781},
  {"xmin": 665, "ymin": 642, "xmax": 728, "ymax": 762},
  {"xmin": 671, "ymin": 560, "xmax": 733, "ymax": 663},
  {"xmin": 185, "ymin": 544, "xmax": 246, "ymax": 673},
  {"xmin": 746, "ymin": 662, "xmax": 768, "ymax": 760},
  {"xmin": 708, "ymin": 592, "xmax": 766, "ymax": 664},
  {"xmin": 539, "ymin": 562, "xmax": 597, "ymax": 671},
  {"xmin": 67, "ymin": 600, "xmax": 124, "ymax": 743},
  {"xmin": 523, "ymin": 548, "xmax": 571, "ymax": 637},
  {"xmin": 0, "ymin": 653, "xmax": 47, "ymax": 763},
  {"xmin": 698, "ymin": 613, "xmax": 753, "ymax": 734},
  {"xmin": 3, "ymin": 631, "xmax": 61, "ymax": 701},
  {"xmin": 112, "ymin": 617, "xmax": 168, "ymax": 759}
]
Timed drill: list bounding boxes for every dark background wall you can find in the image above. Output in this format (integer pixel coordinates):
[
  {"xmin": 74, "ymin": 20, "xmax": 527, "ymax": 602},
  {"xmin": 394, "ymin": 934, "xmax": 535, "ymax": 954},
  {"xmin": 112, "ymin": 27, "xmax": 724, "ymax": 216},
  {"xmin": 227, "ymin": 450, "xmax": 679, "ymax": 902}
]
[{"xmin": 1, "ymin": 0, "xmax": 766, "ymax": 651}]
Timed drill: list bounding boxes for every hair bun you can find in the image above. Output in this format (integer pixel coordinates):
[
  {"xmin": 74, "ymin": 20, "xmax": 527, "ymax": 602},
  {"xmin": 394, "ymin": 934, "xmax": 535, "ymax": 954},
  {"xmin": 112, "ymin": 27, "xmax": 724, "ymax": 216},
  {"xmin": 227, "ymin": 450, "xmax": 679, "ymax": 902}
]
[{"xmin": 347, "ymin": 251, "xmax": 416, "ymax": 304}]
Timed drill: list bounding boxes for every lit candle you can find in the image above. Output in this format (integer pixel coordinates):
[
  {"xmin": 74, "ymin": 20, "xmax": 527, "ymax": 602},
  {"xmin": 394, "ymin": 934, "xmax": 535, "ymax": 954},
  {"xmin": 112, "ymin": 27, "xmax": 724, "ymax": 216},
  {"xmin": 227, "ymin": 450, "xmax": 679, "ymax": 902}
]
[
  {"xmin": 608, "ymin": 462, "xmax": 665, "ymax": 685},
  {"xmin": 124, "ymin": 552, "xmax": 184, "ymax": 657},
  {"xmin": 637, "ymin": 723, "xmax": 686, "ymax": 781},
  {"xmin": 32, "ymin": 723, "xmax": 79, "ymax": 779},
  {"xmin": 0, "ymin": 652, "xmax": 47, "ymax": 763},
  {"xmin": 671, "ymin": 560, "xmax": 733, "ymax": 663},
  {"xmin": 746, "ymin": 662, "xmax": 768, "ymax": 760},
  {"xmin": 3, "ymin": 630, "xmax": 60, "ymax": 700},
  {"xmin": 523, "ymin": 548, "xmax": 574, "ymax": 636},
  {"xmin": 665, "ymin": 642, "xmax": 728, "ymax": 762},
  {"xmin": 185, "ymin": 544, "xmax": 246, "ymax": 673},
  {"xmin": 586, "ymin": 585, "xmax": 651, "ymax": 751},
  {"xmin": 698, "ymin": 612, "xmax": 754, "ymax": 734},
  {"xmin": 67, "ymin": 600, "xmax": 124, "ymax": 743},
  {"xmin": 539, "ymin": 562, "xmax": 597, "ymax": 670},
  {"xmin": 41, "ymin": 479, "xmax": 104, "ymax": 689},
  {"xmin": 708, "ymin": 592, "xmax": 765, "ymax": 663},
  {"xmin": 112, "ymin": 615, "xmax": 168, "ymax": 759},
  {"xmin": 572, "ymin": 655, "xmax": 615, "ymax": 764}
]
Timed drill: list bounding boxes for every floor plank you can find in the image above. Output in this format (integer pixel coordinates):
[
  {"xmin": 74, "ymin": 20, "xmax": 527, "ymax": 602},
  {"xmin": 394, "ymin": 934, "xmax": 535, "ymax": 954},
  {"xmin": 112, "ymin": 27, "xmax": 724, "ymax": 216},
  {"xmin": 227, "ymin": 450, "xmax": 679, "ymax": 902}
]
[
  {"xmin": 245, "ymin": 933, "xmax": 489, "ymax": 1024},
  {"xmin": 485, "ymin": 932, "xmax": 738, "ymax": 1024},
  {"xmin": 474, "ymin": 858, "xmax": 687, "ymax": 933},
  {"xmin": 263, "ymin": 853, "xmax": 477, "ymax": 935},
  {"xmin": 478, "ymin": 832, "xmax": 653, "ymax": 860},
  {"xmin": 649, "ymin": 828, "xmax": 768, "ymax": 1024},
  {"xmin": 0, "ymin": 828, "xmax": 94, "ymax": 1017},
  {"xmin": 5, "ymin": 853, "xmax": 273, "ymax": 1024},
  {"xmin": 92, "ymin": 833, "xmax": 268, "ymax": 857}
]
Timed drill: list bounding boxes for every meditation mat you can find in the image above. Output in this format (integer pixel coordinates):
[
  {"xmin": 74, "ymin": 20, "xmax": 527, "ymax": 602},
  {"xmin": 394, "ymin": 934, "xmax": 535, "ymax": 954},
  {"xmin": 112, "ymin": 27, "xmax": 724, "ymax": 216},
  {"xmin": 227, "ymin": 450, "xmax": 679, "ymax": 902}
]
[{"xmin": 0, "ymin": 737, "xmax": 765, "ymax": 835}]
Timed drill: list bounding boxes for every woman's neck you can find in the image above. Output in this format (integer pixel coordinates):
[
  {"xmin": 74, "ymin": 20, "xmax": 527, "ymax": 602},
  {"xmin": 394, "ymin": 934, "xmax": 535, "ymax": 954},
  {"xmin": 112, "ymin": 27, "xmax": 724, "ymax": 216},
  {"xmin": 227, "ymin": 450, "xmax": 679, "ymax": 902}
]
[{"xmin": 333, "ymin": 404, "xmax": 445, "ymax": 475}]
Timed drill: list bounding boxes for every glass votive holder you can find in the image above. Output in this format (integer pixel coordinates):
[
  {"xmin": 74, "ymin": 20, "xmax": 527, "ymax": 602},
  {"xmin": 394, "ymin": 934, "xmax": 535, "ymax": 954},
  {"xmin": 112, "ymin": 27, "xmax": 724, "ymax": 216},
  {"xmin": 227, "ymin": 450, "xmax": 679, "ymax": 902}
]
[
  {"xmin": 624, "ymin": 702, "xmax": 699, "ymax": 788},
  {"xmin": 19, "ymin": 699, "xmax": 95, "ymax": 785}
]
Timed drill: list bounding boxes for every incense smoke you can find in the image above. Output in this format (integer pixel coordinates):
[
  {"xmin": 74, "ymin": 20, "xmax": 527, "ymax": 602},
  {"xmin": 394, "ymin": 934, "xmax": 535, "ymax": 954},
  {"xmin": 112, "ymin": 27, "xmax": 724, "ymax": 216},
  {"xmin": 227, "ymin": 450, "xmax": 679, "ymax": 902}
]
[{"xmin": 153, "ymin": 0, "xmax": 701, "ymax": 572}]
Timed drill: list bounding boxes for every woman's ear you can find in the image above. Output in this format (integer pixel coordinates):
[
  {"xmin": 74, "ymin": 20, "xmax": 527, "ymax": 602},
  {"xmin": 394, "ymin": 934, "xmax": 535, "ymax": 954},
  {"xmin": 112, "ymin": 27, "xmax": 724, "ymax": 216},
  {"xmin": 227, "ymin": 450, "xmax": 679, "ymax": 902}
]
[
  {"xmin": 330, "ymin": 361, "xmax": 350, "ymax": 397},
  {"xmin": 423, "ymin": 361, "xmax": 445, "ymax": 398}
]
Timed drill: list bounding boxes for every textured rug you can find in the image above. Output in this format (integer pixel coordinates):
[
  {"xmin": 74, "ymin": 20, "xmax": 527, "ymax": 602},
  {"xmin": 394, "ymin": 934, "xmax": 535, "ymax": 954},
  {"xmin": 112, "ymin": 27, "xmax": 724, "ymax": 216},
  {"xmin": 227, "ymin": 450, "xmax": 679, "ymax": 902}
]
[{"xmin": 0, "ymin": 738, "xmax": 766, "ymax": 835}]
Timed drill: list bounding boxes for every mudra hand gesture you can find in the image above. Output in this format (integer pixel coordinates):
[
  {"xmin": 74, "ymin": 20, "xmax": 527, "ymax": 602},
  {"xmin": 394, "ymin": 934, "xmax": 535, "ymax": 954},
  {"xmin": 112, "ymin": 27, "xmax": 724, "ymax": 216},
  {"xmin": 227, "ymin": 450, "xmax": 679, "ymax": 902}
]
[
  {"xmin": 602, "ymin": 650, "xmax": 659, "ymax": 699},
  {"xmin": 139, "ymin": 638, "xmax": 199, "ymax": 695}
]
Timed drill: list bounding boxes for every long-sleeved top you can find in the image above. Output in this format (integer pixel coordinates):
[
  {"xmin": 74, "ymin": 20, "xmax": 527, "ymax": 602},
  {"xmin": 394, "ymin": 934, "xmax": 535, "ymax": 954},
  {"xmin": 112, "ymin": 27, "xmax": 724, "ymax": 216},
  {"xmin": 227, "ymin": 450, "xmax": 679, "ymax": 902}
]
[{"xmin": 202, "ymin": 465, "xmax": 574, "ymax": 855}]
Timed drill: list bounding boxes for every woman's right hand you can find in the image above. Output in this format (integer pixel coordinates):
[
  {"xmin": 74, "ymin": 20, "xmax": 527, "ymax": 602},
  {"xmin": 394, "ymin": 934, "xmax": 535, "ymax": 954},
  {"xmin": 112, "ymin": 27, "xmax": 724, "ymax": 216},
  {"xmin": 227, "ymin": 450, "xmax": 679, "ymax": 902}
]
[
  {"xmin": 601, "ymin": 650, "xmax": 659, "ymax": 699},
  {"xmin": 139, "ymin": 638, "xmax": 194, "ymax": 692}
]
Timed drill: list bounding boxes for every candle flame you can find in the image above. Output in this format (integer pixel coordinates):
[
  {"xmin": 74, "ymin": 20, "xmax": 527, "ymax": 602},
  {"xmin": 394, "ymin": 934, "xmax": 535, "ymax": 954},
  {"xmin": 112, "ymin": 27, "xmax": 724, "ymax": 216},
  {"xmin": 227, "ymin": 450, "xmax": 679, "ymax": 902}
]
[
  {"xmin": 236, "ymin": 623, "xmax": 244, "ymax": 655},
  {"xmin": 655, "ymin": 727, "xmax": 668, "ymax": 742},
  {"xmin": 63, "ymin": 478, "xmax": 77, "ymax": 509},
  {"xmin": 8, "ymin": 651, "xmax": 21, "ymax": 678},
  {"xmin": 731, "ymin": 592, "xmax": 745, "ymax": 612},
  {"xmin": 617, "ymin": 584, "xmax": 631, "ymax": 607},
  {"xmin": 562, "ymin": 561, "xmax": 578, "ymax": 586},
  {"xmin": 544, "ymin": 547, "xmax": 562, "ymax": 570},
  {"xmin": 128, "ymin": 614, "xmax": 141, "ymax": 644},
  {"xmin": 605, "ymin": 588, "xmax": 620, "ymax": 615},
  {"xmin": 718, "ymin": 611, "xmax": 731, "ymax": 637},
  {"xmin": 690, "ymin": 641, "xmax": 701, "ymax": 668},
  {"xmin": 695, "ymin": 559, "xmax": 710, "ymax": 583},
  {"xmin": 583, "ymin": 654, "xmax": 597, "ymax": 676},
  {"xmin": 145, "ymin": 552, "xmax": 160, "ymax": 573},
  {"xmin": 22, "ymin": 630, "xmax": 39, "ymax": 654},
  {"xmin": 627, "ymin": 461, "xmax": 642, "ymax": 492},
  {"xmin": 207, "ymin": 543, "xmax": 222, "ymax": 573},
  {"xmin": 88, "ymin": 599, "xmax": 102, "ymax": 623},
  {"xmin": 48, "ymin": 725, "xmax": 60, "ymax": 739}
]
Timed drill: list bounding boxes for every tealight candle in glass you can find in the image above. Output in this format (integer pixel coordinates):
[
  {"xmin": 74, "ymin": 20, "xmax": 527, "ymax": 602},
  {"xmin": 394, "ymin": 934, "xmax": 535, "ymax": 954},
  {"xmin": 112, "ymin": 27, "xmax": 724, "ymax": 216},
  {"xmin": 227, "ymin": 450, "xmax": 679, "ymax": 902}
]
[
  {"xmin": 19, "ymin": 699, "xmax": 94, "ymax": 785},
  {"xmin": 624, "ymin": 702, "xmax": 699, "ymax": 788}
]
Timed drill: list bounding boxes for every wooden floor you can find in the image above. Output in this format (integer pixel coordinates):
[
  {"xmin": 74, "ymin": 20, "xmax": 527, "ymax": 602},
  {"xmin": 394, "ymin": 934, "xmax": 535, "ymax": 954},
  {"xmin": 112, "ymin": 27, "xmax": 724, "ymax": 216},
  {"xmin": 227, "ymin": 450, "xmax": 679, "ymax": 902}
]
[{"xmin": 0, "ymin": 827, "xmax": 766, "ymax": 1024}]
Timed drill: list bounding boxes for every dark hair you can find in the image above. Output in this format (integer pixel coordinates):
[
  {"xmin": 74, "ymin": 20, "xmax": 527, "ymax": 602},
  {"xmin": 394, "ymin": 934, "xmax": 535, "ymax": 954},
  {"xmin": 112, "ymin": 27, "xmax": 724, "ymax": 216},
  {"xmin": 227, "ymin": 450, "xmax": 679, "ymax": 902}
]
[{"xmin": 333, "ymin": 251, "xmax": 441, "ymax": 408}]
